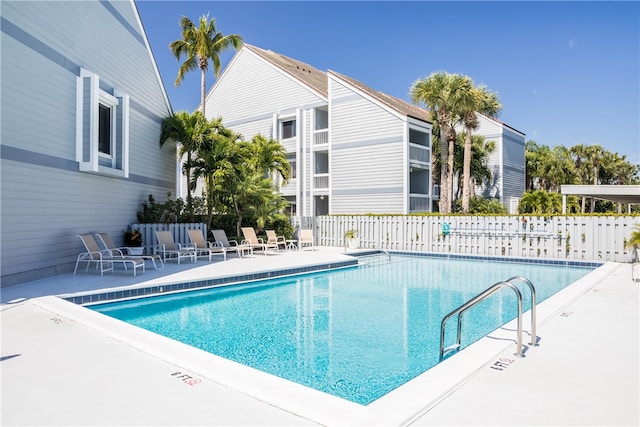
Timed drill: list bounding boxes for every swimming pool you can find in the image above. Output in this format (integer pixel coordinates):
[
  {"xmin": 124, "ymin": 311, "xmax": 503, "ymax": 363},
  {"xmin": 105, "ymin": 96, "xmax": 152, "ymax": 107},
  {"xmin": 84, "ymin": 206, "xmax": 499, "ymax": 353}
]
[{"xmin": 91, "ymin": 254, "xmax": 593, "ymax": 405}]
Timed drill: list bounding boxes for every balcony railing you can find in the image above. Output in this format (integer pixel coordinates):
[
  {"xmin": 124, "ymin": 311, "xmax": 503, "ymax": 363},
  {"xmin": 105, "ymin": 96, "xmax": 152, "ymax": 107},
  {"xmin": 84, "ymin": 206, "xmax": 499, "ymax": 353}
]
[
  {"xmin": 410, "ymin": 194, "xmax": 430, "ymax": 211},
  {"xmin": 409, "ymin": 143, "xmax": 429, "ymax": 163},
  {"xmin": 314, "ymin": 174, "xmax": 329, "ymax": 189},
  {"xmin": 313, "ymin": 129, "xmax": 328, "ymax": 146}
]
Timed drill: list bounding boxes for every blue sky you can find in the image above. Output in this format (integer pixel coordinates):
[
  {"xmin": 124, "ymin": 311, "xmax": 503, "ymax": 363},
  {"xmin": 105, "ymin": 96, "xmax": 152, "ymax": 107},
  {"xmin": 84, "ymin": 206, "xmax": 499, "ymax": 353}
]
[{"xmin": 136, "ymin": 1, "xmax": 640, "ymax": 164}]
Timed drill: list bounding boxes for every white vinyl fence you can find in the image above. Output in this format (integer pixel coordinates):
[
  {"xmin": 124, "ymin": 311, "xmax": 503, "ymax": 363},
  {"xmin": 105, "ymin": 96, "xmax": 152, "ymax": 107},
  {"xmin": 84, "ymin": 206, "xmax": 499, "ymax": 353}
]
[
  {"xmin": 296, "ymin": 215, "xmax": 639, "ymax": 263},
  {"xmin": 131, "ymin": 223, "xmax": 206, "ymax": 255}
]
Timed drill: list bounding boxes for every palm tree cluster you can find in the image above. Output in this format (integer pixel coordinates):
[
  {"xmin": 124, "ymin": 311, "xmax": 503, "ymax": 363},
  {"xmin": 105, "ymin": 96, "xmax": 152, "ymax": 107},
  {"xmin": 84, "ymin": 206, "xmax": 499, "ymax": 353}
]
[
  {"xmin": 160, "ymin": 112, "xmax": 291, "ymax": 236},
  {"xmin": 524, "ymin": 141, "xmax": 639, "ymax": 213},
  {"xmin": 410, "ymin": 72, "xmax": 502, "ymax": 214}
]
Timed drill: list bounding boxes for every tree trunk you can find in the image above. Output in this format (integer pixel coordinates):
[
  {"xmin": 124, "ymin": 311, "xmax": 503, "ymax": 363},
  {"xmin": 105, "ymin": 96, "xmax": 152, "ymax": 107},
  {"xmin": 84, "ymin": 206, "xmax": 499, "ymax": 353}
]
[
  {"xmin": 438, "ymin": 124, "xmax": 450, "ymax": 214},
  {"xmin": 200, "ymin": 67, "xmax": 206, "ymax": 116},
  {"xmin": 185, "ymin": 150, "xmax": 192, "ymax": 205},
  {"xmin": 590, "ymin": 165, "xmax": 598, "ymax": 213},
  {"xmin": 461, "ymin": 127, "xmax": 473, "ymax": 212},
  {"xmin": 446, "ymin": 127, "xmax": 456, "ymax": 213}
]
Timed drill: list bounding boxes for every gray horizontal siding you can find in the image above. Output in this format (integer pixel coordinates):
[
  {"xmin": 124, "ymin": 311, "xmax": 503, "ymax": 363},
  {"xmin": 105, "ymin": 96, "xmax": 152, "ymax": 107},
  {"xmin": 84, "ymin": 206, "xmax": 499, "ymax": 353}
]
[
  {"xmin": 331, "ymin": 143, "xmax": 404, "ymax": 190},
  {"xmin": 1, "ymin": 1, "xmax": 174, "ymax": 286},
  {"xmin": 2, "ymin": 2, "xmax": 169, "ymax": 119},
  {"xmin": 332, "ymin": 194, "xmax": 405, "ymax": 214},
  {"xmin": 329, "ymin": 79, "xmax": 405, "ymax": 196},
  {"xmin": 205, "ymin": 49, "xmax": 324, "ymax": 123}
]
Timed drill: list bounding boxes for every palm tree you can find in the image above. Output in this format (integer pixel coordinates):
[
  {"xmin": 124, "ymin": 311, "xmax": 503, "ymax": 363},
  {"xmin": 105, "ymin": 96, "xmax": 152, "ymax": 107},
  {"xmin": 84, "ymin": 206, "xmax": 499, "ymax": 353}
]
[
  {"xmin": 159, "ymin": 111, "xmax": 211, "ymax": 207},
  {"xmin": 544, "ymin": 145, "xmax": 576, "ymax": 192},
  {"xmin": 411, "ymin": 72, "xmax": 471, "ymax": 213},
  {"xmin": 190, "ymin": 124, "xmax": 244, "ymax": 226},
  {"xmin": 453, "ymin": 133, "xmax": 496, "ymax": 198},
  {"xmin": 458, "ymin": 84, "xmax": 501, "ymax": 212},
  {"xmin": 170, "ymin": 15, "xmax": 242, "ymax": 115},
  {"xmin": 584, "ymin": 144, "xmax": 604, "ymax": 212},
  {"xmin": 625, "ymin": 224, "xmax": 640, "ymax": 262},
  {"xmin": 570, "ymin": 144, "xmax": 589, "ymax": 212},
  {"xmin": 246, "ymin": 134, "xmax": 290, "ymax": 185}
]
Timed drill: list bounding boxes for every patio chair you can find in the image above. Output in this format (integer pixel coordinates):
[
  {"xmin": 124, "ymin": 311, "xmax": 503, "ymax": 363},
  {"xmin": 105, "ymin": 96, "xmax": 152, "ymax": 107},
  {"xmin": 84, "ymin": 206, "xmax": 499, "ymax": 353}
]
[
  {"xmin": 74, "ymin": 234, "xmax": 145, "ymax": 276},
  {"xmin": 188, "ymin": 229, "xmax": 226, "ymax": 261},
  {"xmin": 241, "ymin": 227, "xmax": 279, "ymax": 254},
  {"xmin": 210, "ymin": 229, "xmax": 252, "ymax": 258},
  {"xmin": 298, "ymin": 229, "xmax": 315, "ymax": 251},
  {"xmin": 154, "ymin": 231, "xmax": 196, "ymax": 264},
  {"xmin": 95, "ymin": 232, "xmax": 164, "ymax": 270},
  {"xmin": 265, "ymin": 230, "xmax": 287, "ymax": 250}
]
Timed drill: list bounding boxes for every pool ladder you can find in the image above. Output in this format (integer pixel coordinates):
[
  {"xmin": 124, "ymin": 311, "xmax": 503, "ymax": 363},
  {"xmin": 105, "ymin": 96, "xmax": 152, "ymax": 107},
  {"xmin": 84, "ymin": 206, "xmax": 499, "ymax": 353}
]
[{"xmin": 439, "ymin": 276, "xmax": 537, "ymax": 361}]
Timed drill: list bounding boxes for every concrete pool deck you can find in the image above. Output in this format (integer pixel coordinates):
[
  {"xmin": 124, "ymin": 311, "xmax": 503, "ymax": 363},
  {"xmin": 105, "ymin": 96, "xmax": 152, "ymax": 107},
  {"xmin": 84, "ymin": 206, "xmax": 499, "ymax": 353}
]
[{"xmin": 1, "ymin": 248, "xmax": 638, "ymax": 426}]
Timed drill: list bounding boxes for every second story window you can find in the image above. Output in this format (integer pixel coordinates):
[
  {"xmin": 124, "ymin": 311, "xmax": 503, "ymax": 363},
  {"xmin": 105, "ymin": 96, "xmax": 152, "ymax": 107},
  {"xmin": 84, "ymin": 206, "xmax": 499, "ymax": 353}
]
[
  {"xmin": 282, "ymin": 120, "xmax": 296, "ymax": 139},
  {"xmin": 98, "ymin": 103, "xmax": 112, "ymax": 156}
]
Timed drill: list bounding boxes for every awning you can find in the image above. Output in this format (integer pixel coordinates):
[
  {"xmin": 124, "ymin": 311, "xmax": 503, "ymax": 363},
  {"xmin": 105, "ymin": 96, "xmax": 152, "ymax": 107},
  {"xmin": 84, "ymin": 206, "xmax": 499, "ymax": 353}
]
[{"xmin": 560, "ymin": 185, "xmax": 640, "ymax": 213}]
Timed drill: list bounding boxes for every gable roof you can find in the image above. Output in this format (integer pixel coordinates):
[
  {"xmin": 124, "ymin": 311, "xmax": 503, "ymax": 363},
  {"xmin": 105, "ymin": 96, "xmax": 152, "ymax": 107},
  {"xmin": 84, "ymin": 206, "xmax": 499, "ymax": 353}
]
[
  {"xmin": 245, "ymin": 44, "xmax": 328, "ymax": 98},
  {"xmin": 244, "ymin": 44, "xmax": 430, "ymax": 123},
  {"xmin": 131, "ymin": 0, "xmax": 172, "ymax": 115},
  {"xmin": 476, "ymin": 112, "xmax": 525, "ymax": 136},
  {"xmin": 328, "ymin": 70, "xmax": 430, "ymax": 122}
]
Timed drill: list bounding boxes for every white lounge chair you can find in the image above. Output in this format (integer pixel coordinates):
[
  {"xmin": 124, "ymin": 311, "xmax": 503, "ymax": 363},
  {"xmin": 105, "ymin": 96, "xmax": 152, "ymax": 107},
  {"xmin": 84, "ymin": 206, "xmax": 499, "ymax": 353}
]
[
  {"xmin": 188, "ymin": 229, "xmax": 226, "ymax": 261},
  {"xmin": 265, "ymin": 230, "xmax": 287, "ymax": 250},
  {"xmin": 298, "ymin": 229, "xmax": 315, "ymax": 250},
  {"xmin": 95, "ymin": 232, "xmax": 164, "ymax": 269},
  {"xmin": 241, "ymin": 227, "xmax": 279, "ymax": 254},
  {"xmin": 210, "ymin": 229, "xmax": 252, "ymax": 257},
  {"xmin": 154, "ymin": 231, "xmax": 196, "ymax": 264},
  {"xmin": 74, "ymin": 234, "xmax": 145, "ymax": 276}
]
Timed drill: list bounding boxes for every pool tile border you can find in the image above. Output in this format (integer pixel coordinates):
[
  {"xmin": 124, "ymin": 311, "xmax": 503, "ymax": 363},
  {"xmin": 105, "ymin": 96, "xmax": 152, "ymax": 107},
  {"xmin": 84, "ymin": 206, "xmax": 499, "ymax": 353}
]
[
  {"xmin": 382, "ymin": 250, "xmax": 603, "ymax": 268},
  {"xmin": 65, "ymin": 251, "xmax": 601, "ymax": 306},
  {"xmin": 64, "ymin": 260, "xmax": 358, "ymax": 305}
]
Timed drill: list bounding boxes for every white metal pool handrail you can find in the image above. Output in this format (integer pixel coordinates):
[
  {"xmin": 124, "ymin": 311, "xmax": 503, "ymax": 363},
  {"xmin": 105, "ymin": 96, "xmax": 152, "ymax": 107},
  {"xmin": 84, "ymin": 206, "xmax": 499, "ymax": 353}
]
[
  {"xmin": 506, "ymin": 276, "xmax": 537, "ymax": 347},
  {"xmin": 439, "ymin": 281, "xmax": 524, "ymax": 361}
]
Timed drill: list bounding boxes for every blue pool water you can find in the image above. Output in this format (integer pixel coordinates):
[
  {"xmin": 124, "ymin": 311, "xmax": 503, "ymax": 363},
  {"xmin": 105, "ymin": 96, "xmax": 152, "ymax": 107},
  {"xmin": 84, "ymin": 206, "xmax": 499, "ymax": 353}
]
[{"xmin": 91, "ymin": 255, "xmax": 593, "ymax": 405}]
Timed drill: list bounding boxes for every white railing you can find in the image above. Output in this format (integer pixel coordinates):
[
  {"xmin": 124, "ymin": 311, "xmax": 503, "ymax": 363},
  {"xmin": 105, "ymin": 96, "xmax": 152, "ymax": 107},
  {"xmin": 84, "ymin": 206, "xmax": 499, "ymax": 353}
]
[
  {"xmin": 306, "ymin": 215, "xmax": 638, "ymax": 262},
  {"xmin": 131, "ymin": 223, "xmax": 206, "ymax": 255},
  {"xmin": 313, "ymin": 129, "xmax": 328, "ymax": 146},
  {"xmin": 314, "ymin": 174, "xmax": 329, "ymax": 189},
  {"xmin": 410, "ymin": 195, "xmax": 430, "ymax": 212},
  {"xmin": 409, "ymin": 143, "xmax": 430, "ymax": 163}
]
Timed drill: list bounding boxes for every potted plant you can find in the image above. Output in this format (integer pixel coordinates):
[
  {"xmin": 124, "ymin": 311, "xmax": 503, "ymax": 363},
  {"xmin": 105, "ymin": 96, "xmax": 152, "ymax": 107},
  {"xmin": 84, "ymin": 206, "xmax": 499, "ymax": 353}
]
[
  {"xmin": 124, "ymin": 228, "xmax": 143, "ymax": 255},
  {"xmin": 344, "ymin": 229, "xmax": 359, "ymax": 250}
]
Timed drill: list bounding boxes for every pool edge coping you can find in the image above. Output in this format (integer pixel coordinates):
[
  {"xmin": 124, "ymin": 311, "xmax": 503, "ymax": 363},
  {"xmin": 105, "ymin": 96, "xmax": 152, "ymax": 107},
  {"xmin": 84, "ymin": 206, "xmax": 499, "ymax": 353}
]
[{"xmin": 25, "ymin": 257, "xmax": 615, "ymax": 426}]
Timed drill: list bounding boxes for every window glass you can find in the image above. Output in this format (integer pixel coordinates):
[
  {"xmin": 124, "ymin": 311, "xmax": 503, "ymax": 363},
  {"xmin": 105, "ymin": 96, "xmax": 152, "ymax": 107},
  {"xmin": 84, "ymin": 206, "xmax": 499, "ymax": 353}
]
[
  {"xmin": 282, "ymin": 120, "xmax": 296, "ymax": 139},
  {"xmin": 98, "ymin": 103, "xmax": 111, "ymax": 155},
  {"xmin": 287, "ymin": 153, "xmax": 297, "ymax": 179}
]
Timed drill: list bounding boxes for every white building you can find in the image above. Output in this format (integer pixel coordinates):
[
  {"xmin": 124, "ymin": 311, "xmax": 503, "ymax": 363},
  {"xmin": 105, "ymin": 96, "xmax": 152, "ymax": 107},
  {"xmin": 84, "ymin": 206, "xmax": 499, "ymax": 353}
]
[
  {"xmin": 202, "ymin": 44, "xmax": 525, "ymax": 215},
  {"xmin": 465, "ymin": 114, "xmax": 526, "ymax": 213},
  {"xmin": 1, "ymin": 0, "xmax": 175, "ymax": 285},
  {"xmin": 203, "ymin": 44, "xmax": 433, "ymax": 216}
]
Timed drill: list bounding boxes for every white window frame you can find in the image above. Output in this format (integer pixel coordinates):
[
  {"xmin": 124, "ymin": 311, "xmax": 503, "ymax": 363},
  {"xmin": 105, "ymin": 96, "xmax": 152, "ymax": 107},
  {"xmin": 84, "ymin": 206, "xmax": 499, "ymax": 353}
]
[
  {"xmin": 98, "ymin": 90, "xmax": 118, "ymax": 164},
  {"xmin": 280, "ymin": 118, "xmax": 296, "ymax": 140},
  {"xmin": 76, "ymin": 68, "xmax": 129, "ymax": 178}
]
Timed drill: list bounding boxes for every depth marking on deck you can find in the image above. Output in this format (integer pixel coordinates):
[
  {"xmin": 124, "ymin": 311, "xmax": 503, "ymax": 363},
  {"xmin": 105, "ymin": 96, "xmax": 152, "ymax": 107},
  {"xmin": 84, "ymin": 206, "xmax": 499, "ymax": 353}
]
[
  {"xmin": 171, "ymin": 371, "xmax": 202, "ymax": 386},
  {"xmin": 49, "ymin": 317, "xmax": 63, "ymax": 324},
  {"xmin": 489, "ymin": 357, "xmax": 515, "ymax": 371}
]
